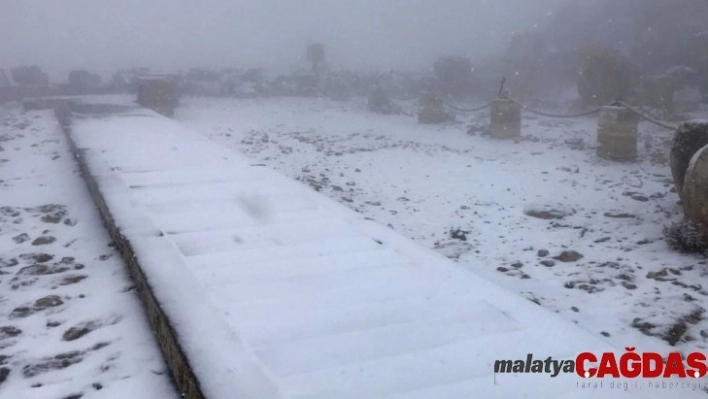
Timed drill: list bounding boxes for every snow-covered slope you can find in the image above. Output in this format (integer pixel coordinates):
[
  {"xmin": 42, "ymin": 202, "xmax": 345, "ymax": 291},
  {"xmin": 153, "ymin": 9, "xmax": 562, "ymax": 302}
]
[{"xmin": 0, "ymin": 103, "xmax": 176, "ymax": 398}]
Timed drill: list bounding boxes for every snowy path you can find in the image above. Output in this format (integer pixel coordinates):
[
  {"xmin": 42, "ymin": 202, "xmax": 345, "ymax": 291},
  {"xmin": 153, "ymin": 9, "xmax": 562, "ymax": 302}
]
[
  {"xmin": 67, "ymin": 96, "xmax": 706, "ymax": 398},
  {"xmin": 0, "ymin": 104, "xmax": 175, "ymax": 398},
  {"xmin": 178, "ymin": 96, "xmax": 708, "ymax": 356}
]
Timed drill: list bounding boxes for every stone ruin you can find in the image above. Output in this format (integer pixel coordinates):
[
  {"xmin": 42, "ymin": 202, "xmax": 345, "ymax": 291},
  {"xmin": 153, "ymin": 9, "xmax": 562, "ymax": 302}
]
[
  {"xmin": 10, "ymin": 66, "xmax": 49, "ymax": 86},
  {"xmin": 670, "ymin": 121, "xmax": 708, "ymax": 242},
  {"xmin": 67, "ymin": 70, "xmax": 102, "ymax": 95},
  {"xmin": 136, "ymin": 76, "xmax": 179, "ymax": 117},
  {"xmin": 111, "ymin": 68, "xmax": 151, "ymax": 94},
  {"xmin": 577, "ymin": 46, "xmax": 640, "ymax": 106},
  {"xmin": 671, "ymin": 122, "xmax": 708, "ymax": 204},
  {"xmin": 490, "ymin": 99, "xmax": 521, "ymax": 140},
  {"xmin": 596, "ymin": 105, "xmax": 639, "ymax": 162},
  {"xmin": 417, "ymin": 92, "xmax": 451, "ymax": 124}
]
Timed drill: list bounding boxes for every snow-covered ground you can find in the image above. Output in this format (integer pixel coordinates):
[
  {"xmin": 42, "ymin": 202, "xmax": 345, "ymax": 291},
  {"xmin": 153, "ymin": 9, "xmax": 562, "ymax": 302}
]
[
  {"xmin": 66, "ymin": 98, "xmax": 706, "ymax": 399},
  {"xmin": 0, "ymin": 103, "xmax": 175, "ymax": 398},
  {"xmin": 178, "ymin": 96, "xmax": 708, "ymax": 354}
]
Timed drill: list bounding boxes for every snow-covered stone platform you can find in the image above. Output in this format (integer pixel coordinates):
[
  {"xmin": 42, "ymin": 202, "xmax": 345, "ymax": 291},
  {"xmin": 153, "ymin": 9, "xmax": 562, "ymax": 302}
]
[{"xmin": 58, "ymin": 98, "xmax": 707, "ymax": 399}]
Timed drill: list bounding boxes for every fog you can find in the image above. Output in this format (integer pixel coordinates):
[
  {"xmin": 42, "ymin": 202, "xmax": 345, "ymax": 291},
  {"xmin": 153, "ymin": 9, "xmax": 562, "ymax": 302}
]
[{"xmin": 1, "ymin": 0, "xmax": 562, "ymax": 79}]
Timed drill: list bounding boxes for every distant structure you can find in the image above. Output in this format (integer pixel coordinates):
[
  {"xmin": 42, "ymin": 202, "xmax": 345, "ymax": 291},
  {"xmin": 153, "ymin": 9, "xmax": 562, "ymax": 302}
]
[
  {"xmin": 10, "ymin": 66, "xmax": 49, "ymax": 86},
  {"xmin": 417, "ymin": 92, "xmax": 451, "ymax": 124},
  {"xmin": 306, "ymin": 43, "xmax": 326, "ymax": 81},
  {"xmin": 67, "ymin": 70, "xmax": 102, "ymax": 95},
  {"xmin": 136, "ymin": 76, "xmax": 179, "ymax": 117},
  {"xmin": 8, "ymin": 65, "xmax": 54, "ymax": 99},
  {"xmin": 112, "ymin": 67, "xmax": 151, "ymax": 93}
]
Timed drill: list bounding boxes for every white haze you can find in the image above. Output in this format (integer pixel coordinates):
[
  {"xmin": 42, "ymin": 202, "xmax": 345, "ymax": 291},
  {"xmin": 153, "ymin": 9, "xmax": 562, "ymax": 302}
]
[{"xmin": 0, "ymin": 0, "xmax": 562, "ymax": 80}]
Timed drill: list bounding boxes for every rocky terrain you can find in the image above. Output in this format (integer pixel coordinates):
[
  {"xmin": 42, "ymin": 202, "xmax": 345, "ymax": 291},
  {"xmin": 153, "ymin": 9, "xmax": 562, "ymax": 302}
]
[{"xmin": 0, "ymin": 104, "xmax": 175, "ymax": 399}]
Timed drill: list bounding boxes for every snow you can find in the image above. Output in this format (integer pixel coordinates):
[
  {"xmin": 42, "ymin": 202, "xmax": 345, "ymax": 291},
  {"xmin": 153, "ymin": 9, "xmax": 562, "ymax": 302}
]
[
  {"xmin": 687, "ymin": 143, "xmax": 708, "ymax": 177},
  {"xmin": 177, "ymin": 96, "xmax": 708, "ymax": 350},
  {"xmin": 63, "ymin": 95, "xmax": 708, "ymax": 398},
  {"xmin": 0, "ymin": 104, "xmax": 175, "ymax": 398}
]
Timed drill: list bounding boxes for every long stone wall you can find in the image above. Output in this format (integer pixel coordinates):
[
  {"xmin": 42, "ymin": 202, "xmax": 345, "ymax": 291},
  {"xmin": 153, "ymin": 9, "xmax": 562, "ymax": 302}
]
[{"xmin": 54, "ymin": 103, "xmax": 205, "ymax": 399}]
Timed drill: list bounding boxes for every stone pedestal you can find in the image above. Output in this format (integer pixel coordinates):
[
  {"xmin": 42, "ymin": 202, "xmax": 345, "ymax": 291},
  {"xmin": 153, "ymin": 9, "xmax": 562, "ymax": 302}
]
[
  {"xmin": 597, "ymin": 106, "xmax": 638, "ymax": 162},
  {"xmin": 417, "ymin": 92, "xmax": 449, "ymax": 124},
  {"xmin": 490, "ymin": 99, "xmax": 521, "ymax": 139}
]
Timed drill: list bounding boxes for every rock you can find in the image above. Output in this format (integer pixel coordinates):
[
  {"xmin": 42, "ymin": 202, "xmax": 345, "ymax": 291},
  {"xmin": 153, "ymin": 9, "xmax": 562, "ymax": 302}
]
[
  {"xmin": 0, "ymin": 367, "xmax": 9, "ymax": 385},
  {"xmin": 537, "ymin": 249, "xmax": 549, "ymax": 257},
  {"xmin": 683, "ymin": 143, "xmax": 708, "ymax": 241},
  {"xmin": 62, "ymin": 327, "xmax": 91, "ymax": 342},
  {"xmin": 523, "ymin": 203, "xmax": 575, "ymax": 220},
  {"xmin": 22, "ymin": 350, "xmax": 83, "ymax": 378},
  {"xmin": 19, "ymin": 253, "xmax": 53, "ymax": 263},
  {"xmin": 41, "ymin": 214, "xmax": 62, "ymax": 223},
  {"xmin": 31, "ymin": 236, "xmax": 55, "ymax": 246},
  {"xmin": 647, "ymin": 268, "xmax": 670, "ymax": 280},
  {"xmin": 540, "ymin": 260, "xmax": 556, "ymax": 267},
  {"xmin": 59, "ymin": 275, "xmax": 87, "ymax": 286},
  {"xmin": 34, "ymin": 295, "xmax": 63, "ymax": 310},
  {"xmin": 12, "ymin": 233, "xmax": 30, "ymax": 244},
  {"xmin": 449, "ymin": 228, "xmax": 469, "ymax": 241},
  {"xmin": 670, "ymin": 121, "xmax": 708, "ymax": 205},
  {"xmin": 10, "ymin": 306, "xmax": 32, "ymax": 319},
  {"xmin": 553, "ymin": 251, "xmax": 584, "ymax": 263},
  {"xmin": 0, "ymin": 326, "xmax": 22, "ymax": 340},
  {"xmin": 16, "ymin": 264, "xmax": 69, "ymax": 276},
  {"xmin": 603, "ymin": 211, "xmax": 636, "ymax": 219}
]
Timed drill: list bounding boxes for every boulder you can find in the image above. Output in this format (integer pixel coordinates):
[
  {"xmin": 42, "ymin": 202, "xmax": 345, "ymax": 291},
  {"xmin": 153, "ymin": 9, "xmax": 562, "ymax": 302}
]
[
  {"xmin": 670, "ymin": 121, "xmax": 708, "ymax": 204},
  {"xmin": 683, "ymin": 143, "xmax": 708, "ymax": 240}
]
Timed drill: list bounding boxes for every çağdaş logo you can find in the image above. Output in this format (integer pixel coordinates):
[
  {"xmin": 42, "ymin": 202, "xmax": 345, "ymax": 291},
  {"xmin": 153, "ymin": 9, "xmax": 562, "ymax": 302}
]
[{"xmin": 493, "ymin": 348, "xmax": 707, "ymax": 379}]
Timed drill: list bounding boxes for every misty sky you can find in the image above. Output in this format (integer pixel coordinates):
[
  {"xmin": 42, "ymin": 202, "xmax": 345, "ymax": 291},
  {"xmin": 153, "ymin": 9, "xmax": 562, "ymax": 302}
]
[{"xmin": 1, "ymin": 0, "xmax": 562, "ymax": 80}]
